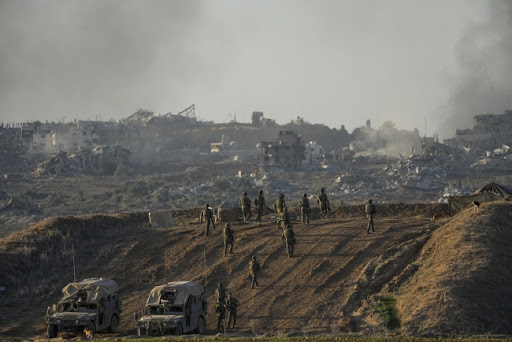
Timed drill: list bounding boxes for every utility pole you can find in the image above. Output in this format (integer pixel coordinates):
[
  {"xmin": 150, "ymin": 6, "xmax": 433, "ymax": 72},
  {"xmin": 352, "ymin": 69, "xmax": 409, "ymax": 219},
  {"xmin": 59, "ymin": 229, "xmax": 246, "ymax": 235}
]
[{"xmin": 72, "ymin": 243, "xmax": 76, "ymax": 282}]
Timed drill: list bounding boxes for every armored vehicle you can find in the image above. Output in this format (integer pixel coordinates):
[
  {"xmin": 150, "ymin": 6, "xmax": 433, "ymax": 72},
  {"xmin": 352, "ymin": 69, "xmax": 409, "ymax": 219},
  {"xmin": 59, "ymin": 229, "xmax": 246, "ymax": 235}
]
[
  {"xmin": 46, "ymin": 278, "xmax": 122, "ymax": 338},
  {"xmin": 136, "ymin": 281, "xmax": 207, "ymax": 336}
]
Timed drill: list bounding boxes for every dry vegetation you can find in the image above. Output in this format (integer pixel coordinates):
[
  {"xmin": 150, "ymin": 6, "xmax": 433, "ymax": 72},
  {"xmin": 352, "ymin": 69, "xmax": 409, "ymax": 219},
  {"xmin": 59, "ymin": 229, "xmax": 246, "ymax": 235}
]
[{"xmin": 0, "ymin": 202, "xmax": 511, "ymax": 339}]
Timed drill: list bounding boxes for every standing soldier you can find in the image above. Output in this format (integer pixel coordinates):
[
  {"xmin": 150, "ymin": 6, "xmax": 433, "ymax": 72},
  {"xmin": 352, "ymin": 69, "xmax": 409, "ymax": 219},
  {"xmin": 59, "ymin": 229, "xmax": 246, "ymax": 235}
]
[
  {"xmin": 239, "ymin": 192, "xmax": 251, "ymax": 222},
  {"xmin": 249, "ymin": 256, "xmax": 260, "ymax": 289},
  {"xmin": 225, "ymin": 293, "xmax": 240, "ymax": 329},
  {"xmin": 365, "ymin": 199, "xmax": 376, "ymax": 233},
  {"xmin": 276, "ymin": 207, "xmax": 291, "ymax": 230},
  {"xmin": 281, "ymin": 224, "xmax": 296, "ymax": 257},
  {"xmin": 215, "ymin": 301, "xmax": 226, "ymax": 333},
  {"xmin": 200, "ymin": 204, "xmax": 215, "ymax": 236},
  {"xmin": 215, "ymin": 283, "xmax": 226, "ymax": 304},
  {"xmin": 273, "ymin": 193, "xmax": 286, "ymax": 214},
  {"xmin": 298, "ymin": 193, "xmax": 310, "ymax": 224},
  {"xmin": 223, "ymin": 223, "xmax": 234, "ymax": 257},
  {"xmin": 317, "ymin": 187, "xmax": 330, "ymax": 219},
  {"xmin": 254, "ymin": 190, "xmax": 265, "ymax": 223}
]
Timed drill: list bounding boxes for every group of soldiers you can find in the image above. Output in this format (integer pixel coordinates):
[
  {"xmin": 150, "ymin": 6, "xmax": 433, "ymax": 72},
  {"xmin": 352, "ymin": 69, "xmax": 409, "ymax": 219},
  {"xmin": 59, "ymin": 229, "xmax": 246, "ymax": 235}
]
[
  {"xmin": 214, "ymin": 283, "xmax": 240, "ymax": 333},
  {"xmin": 203, "ymin": 189, "xmax": 378, "ymax": 332},
  {"xmin": 212, "ymin": 255, "xmax": 260, "ymax": 333}
]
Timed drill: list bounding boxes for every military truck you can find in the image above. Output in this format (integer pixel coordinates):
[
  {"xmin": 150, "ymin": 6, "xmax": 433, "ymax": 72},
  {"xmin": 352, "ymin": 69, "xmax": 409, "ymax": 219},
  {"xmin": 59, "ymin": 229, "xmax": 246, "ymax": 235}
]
[
  {"xmin": 135, "ymin": 281, "xmax": 207, "ymax": 336},
  {"xmin": 45, "ymin": 278, "xmax": 122, "ymax": 338}
]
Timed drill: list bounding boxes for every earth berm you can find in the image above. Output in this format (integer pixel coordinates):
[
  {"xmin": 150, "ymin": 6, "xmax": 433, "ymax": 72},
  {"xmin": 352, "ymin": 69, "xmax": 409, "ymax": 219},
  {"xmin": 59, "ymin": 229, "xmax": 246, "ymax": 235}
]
[{"xmin": 0, "ymin": 202, "xmax": 511, "ymax": 339}]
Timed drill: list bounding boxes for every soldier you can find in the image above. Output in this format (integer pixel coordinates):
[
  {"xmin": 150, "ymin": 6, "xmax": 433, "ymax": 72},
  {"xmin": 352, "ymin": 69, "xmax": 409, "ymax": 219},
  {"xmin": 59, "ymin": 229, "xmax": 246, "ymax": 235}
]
[
  {"xmin": 317, "ymin": 187, "xmax": 330, "ymax": 219},
  {"xmin": 281, "ymin": 224, "xmax": 296, "ymax": 257},
  {"xmin": 254, "ymin": 190, "xmax": 265, "ymax": 223},
  {"xmin": 215, "ymin": 283, "xmax": 226, "ymax": 304},
  {"xmin": 223, "ymin": 223, "xmax": 234, "ymax": 257},
  {"xmin": 273, "ymin": 193, "xmax": 286, "ymax": 214},
  {"xmin": 249, "ymin": 256, "xmax": 260, "ymax": 289},
  {"xmin": 200, "ymin": 204, "xmax": 215, "ymax": 236},
  {"xmin": 365, "ymin": 199, "xmax": 376, "ymax": 233},
  {"xmin": 276, "ymin": 207, "xmax": 291, "ymax": 230},
  {"xmin": 215, "ymin": 301, "xmax": 226, "ymax": 333},
  {"xmin": 239, "ymin": 192, "xmax": 252, "ymax": 222},
  {"xmin": 298, "ymin": 193, "xmax": 310, "ymax": 224},
  {"xmin": 225, "ymin": 293, "xmax": 240, "ymax": 329}
]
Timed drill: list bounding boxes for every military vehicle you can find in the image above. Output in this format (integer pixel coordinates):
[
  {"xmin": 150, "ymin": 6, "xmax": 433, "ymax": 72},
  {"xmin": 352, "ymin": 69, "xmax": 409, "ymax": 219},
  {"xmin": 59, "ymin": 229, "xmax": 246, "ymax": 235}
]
[
  {"xmin": 135, "ymin": 281, "xmax": 207, "ymax": 336},
  {"xmin": 45, "ymin": 278, "xmax": 121, "ymax": 338}
]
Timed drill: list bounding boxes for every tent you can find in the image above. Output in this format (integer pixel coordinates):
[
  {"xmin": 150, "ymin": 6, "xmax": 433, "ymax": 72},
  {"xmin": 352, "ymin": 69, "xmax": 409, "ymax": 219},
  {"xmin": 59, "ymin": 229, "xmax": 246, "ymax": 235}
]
[{"xmin": 449, "ymin": 182, "xmax": 512, "ymax": 213}]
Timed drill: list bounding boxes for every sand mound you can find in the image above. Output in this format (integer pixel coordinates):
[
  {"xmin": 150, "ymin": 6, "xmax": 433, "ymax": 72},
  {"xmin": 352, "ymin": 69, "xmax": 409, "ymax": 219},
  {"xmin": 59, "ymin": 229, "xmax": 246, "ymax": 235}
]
[{"xmin": 397, "ymin": 201, "xmax": 512, "ymax": 335}]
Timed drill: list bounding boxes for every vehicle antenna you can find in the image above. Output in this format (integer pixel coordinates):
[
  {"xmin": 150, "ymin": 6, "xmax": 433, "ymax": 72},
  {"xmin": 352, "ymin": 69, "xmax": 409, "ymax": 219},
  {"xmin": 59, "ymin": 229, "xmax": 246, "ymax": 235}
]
[
  {"xmin": 203, "ymin": 247, "xmax": 207, "ymax": 293},
  {"xmin": 71, "ymin": 243, "xmax": 76, "ymax": 282}
]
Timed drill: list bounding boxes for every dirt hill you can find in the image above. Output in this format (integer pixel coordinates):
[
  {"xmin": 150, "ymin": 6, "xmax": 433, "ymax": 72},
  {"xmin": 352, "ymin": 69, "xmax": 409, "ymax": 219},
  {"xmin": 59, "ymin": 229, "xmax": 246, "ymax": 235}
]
[
  {"xmin": 397, "ymin": 201, "xmax": 512, "ymax": 335},
  {"xmin": 0, "ymin": 202, "xmax": 510, "ymax": 339}
]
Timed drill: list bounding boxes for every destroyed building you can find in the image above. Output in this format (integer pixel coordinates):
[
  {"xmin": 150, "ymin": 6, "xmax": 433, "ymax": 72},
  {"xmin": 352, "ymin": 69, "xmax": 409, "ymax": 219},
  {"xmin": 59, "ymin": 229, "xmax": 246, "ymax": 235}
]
[
  {"xmin": 89, "ymin": 145, "xmax": 131, "ymax": 172},
  {"xmin": 0, "ymin": 123, "xmax": 23, "ymax": 153},
  {"xmin": 444, "ymin": 109, "xmax": 512, "ymax": 150},
  {"xmin": 260, "ymin": 131, "xmax": 305, "ymax": 170}
]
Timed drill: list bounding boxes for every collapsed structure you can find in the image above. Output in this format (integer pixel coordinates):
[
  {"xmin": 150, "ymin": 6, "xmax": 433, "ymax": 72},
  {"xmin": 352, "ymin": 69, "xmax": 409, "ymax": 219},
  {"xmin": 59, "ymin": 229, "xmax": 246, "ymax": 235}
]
[
  {"xmin": 444, "ymin": 109, "xmax": 512, "ymax": 150},
  {"xmin": 260, "ymin": 131, "xmax": 306, "ymax": 171}
]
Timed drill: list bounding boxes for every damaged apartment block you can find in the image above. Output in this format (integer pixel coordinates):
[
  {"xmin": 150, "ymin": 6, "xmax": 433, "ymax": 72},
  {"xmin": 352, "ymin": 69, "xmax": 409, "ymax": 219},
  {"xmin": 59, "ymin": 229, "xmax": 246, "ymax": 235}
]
[{"xmin": 260, "ymin": 130, "xmax": 305, "ymax": 171}]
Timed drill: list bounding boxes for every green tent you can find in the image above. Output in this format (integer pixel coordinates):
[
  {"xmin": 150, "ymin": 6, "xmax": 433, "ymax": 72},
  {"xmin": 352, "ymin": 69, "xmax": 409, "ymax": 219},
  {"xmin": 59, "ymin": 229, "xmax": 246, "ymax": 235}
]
[{"xmin": 449, "ymin": 182, "xmax": 512, "ymax": 213}]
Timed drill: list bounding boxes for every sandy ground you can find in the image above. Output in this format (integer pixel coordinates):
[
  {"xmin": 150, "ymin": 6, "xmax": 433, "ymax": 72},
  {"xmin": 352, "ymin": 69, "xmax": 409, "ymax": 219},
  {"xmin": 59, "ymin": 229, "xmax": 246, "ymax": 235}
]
[{"xmin": 0, "ymin": 205, "xmax": 441, "ymax": 339}]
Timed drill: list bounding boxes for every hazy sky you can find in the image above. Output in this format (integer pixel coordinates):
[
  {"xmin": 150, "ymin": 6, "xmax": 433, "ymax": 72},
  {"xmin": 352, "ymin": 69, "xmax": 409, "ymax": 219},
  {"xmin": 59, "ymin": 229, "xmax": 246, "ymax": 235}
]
[{"xmin": 1, "ymin": 0, "xmax": 511, "ymax": 138}]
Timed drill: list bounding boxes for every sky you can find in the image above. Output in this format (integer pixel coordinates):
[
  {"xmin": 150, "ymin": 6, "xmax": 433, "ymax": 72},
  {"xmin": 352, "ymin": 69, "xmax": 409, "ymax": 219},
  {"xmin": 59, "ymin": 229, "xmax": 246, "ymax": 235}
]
[{"xmin": 0, "ymin": 0, "xmax": 511, "ymax": 139}]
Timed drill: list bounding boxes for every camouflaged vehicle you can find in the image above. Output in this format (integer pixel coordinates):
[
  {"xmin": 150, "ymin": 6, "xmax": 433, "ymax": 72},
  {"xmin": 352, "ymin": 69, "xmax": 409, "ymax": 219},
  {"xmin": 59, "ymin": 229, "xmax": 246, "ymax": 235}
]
[
  {"xmin": 45, "ymin": 278, "xmax": 121, "ymax": 338},
  {"xmin": 135, "ymin": 281, "xmax": 207, "ymax": 336}
]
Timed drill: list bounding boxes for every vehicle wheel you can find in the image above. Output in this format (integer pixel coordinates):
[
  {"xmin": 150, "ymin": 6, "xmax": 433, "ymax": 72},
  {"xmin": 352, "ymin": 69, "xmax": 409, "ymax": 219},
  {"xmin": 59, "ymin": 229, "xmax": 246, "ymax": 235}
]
[
  {"xmin": 87, "ymin": 322, "xmax": 95, "ymax": 334},
  {"xmin": 107, "ymin": 315, "xmax": 118, "ymax": 333},
  {"xmin": 47, "ymin": 324, "xmax": 58, "ymax": 338},
  {"xmin": 174, "ymin": 323, "xmax": 183, "ymax": 335},
  {"xmin": 196, "ymin": 317, "xmax": 205, "ymax": 334}
]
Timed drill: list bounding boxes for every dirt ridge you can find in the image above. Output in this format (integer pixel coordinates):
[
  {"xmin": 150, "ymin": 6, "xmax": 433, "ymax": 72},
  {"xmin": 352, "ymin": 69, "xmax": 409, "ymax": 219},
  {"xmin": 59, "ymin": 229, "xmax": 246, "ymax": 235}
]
[{"xmin": 0, "ymin": 202, "xmax": 510, "ymax": 338}]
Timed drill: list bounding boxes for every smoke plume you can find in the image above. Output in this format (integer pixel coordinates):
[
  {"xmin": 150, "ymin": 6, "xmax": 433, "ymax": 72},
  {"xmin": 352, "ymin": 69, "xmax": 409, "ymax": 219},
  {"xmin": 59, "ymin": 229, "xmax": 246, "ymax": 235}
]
[{"xmin": 436, "ymin": 0, "xmax": 512, "ymax": 138}]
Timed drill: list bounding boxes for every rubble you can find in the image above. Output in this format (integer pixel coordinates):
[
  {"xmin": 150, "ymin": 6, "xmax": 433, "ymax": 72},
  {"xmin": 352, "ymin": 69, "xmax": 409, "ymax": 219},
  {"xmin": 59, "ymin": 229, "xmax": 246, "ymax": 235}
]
[{"xmin": 0, "ymin": 193, "xmax": 43, "ymax": 215}]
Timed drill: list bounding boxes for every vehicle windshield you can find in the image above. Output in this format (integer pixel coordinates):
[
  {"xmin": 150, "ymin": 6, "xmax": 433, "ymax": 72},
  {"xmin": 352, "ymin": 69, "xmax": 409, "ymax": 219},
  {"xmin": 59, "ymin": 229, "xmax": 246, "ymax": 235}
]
[
  {"xmin": 57, "ymin": 301, "xmax": 97, "ymax": 313},
  {"xmin": 147, "ymin": 305, "xmax": 183, "ymax": 315}
]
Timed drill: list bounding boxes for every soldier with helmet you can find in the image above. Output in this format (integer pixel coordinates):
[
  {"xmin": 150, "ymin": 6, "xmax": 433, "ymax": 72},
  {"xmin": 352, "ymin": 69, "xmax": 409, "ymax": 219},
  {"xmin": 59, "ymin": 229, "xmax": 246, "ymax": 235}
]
[
  {"xmin": 239, "ymin": 192, "xmax": 252, "ymax": 222},
  {"xmin": 223, "ymin": 223, "xmax": 235, "ymax": 257},
  {"xmin": 200, "ymin": 203, "xmax": 215, "ymax": 236},
  {"xmin": 298, "ymin": 193, "xmax": 311, "ymax": 224},
  {"xmin": 277, "ymin": 207, "xmax": 291, "ymax": 230},
  {"xmin": 215, "ymin": 301, "xmax": 226, "ymax": 333},
  {"xmin": 281, "ymin": 224, "xmax": 296, "ymax": 257},
  {"xmin": 249, "ymin": 256, "xmax": 260, "ymax": 289},
  {"xmin": 273, "ymin": 193, "xmax": 286, "ymax": 214},
  {"xmin": 225, "ymin": 293, "xmax": 240, "ymax": 329},
  {"xmin": 215, "ymin": 283, "xmax": 227, "ymax": 304},
  {"xmin": 365, "ymin": 199, "xmax": 376, "ymax": 233},
  {"xmin": 254, "ymin": 190, "xmax": 265, "ymax": 223},
  {"xmin": 317, "ymin": 187, "xmax": 330, "ymax": 219}
]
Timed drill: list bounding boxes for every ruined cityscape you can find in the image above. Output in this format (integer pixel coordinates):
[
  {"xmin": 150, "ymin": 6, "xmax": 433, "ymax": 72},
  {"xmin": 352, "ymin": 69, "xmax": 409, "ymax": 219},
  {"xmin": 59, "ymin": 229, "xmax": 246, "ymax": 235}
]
[{"xmin": 2, "ymin": 106, "xmax": 512, "ymax": 233}]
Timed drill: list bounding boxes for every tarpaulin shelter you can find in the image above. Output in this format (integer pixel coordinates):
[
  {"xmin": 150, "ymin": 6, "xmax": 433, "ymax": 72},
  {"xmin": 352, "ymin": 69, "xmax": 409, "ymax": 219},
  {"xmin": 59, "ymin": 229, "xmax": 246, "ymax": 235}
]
[
  {"xmin": 449, "ymin": 182, "xmax": 512, "ymax": 213},
  {"xmin": 61, "ymin": 278, "xmax": 119, "ymax": 304},
  {"xmin": 146, "ymin": 281, "xmax": 203, "ymax": 307}
]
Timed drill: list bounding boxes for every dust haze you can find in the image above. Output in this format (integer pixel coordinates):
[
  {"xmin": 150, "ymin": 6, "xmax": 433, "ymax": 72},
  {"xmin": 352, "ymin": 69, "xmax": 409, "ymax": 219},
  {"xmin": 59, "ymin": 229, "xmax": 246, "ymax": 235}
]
[{"xmin": 1, "ymin": 0, "xmax": 508, "ymax": 136}]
